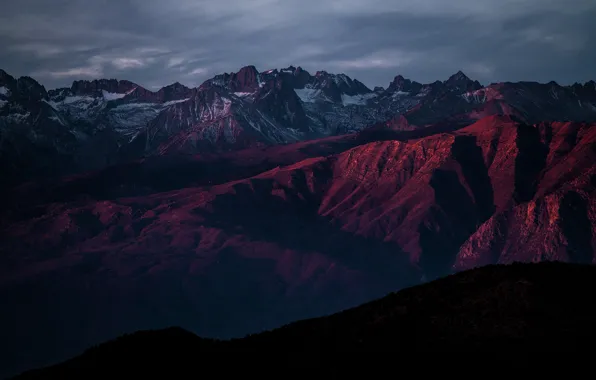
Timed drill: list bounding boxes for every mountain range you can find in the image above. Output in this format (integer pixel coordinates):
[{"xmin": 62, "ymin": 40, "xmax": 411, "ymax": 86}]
[
  {"xmin": 1, "ymin": 65, "xmax": 595, "ymax": 188},
  {"xmin": 1, "ymin": 65, "xmax": 596, "ymax": 377}
]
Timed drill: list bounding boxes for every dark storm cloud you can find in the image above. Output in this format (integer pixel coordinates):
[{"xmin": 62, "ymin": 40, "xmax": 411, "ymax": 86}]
[{"xmin": 1, "ymin": 0, "xmax": 594, "ymax": 90}]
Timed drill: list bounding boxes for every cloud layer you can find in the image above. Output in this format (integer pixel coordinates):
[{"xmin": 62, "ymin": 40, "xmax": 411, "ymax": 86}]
[{"xmin": 1, "ymin": 0, "xmax": 595, "ymax": 90}]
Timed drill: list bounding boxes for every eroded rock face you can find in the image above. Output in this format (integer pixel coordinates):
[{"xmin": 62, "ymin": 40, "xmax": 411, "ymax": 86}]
[{"xmin": 455, "ymin": 121, "xmax": 596, "ymax": 270}]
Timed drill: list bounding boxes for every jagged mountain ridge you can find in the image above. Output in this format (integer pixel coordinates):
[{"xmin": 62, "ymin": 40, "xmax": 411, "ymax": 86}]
[
  {"xmin": 0, "ymin": 69, "xmax": 197, "ymax": 188},
  {"xmin": 1, "ymin": 66, "xmax": 596, "ymax": 189}
]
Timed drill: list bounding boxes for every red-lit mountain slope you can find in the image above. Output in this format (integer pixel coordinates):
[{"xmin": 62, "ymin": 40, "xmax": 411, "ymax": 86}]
[{"xmin": 0, "ymin": 115, "xmax": 594, "ymax": 377}]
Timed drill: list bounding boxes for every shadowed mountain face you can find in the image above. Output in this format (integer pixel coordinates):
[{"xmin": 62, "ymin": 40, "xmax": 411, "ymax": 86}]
[
  {"xmin": 12, "ymin": 262, "xmax": 596, "ymax": 379},
  {"xmin": 1, "ymin": 114, "xmax": 595, "ymax": 378}
]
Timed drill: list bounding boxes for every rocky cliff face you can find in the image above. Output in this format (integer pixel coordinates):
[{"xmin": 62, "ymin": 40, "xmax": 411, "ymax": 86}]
[{"xmin": 454, "ymin": 120, "xmax": 596, "ymax": 269}]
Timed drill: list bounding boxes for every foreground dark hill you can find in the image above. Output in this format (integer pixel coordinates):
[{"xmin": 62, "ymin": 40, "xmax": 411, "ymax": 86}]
[{"xmin": 15, "ymin": 262, "xmax": 596, "ymax": 379}]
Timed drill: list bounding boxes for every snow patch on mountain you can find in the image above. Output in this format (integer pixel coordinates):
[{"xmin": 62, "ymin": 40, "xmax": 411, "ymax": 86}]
[
  {"xmin": 460, "ymin": 87, "xmax": 503, "ymax": 104},
  {"xmin": 341, "ymin": 93, "xmax": 377, "ymax": 106},
  {"xmin": 44, "ymin": 91, "xmax": 190, "ymax": 138},
  {"xmin": 112, "ymin": 102, "xmax": 154, "ymax": 110},
  {"xmin": 295, "ymin": 88, "xmax": 323, "ymax": 103},
  {"xmin": 109, "ymin": 105, "xmax": 163, "ymax": 134},
  {"xmin": 49, "ymin": 97, "xmax": 103, "ymax": 120},
  {"xmin": 333, "ymin": 74, "xmax": 351, "ymax": 87},
  {"xmin": 392, "ymin": 91, "xmax": 410, "ymax": 98},
  {"xmin": 102, "ymin": 90, "xmax": 128, "ymax": 101},
  {"xmin": 164, "ymin": 98, "xmax": 190, "ymax": 106},
  {"xmin": 0, "ymin": 86, "xmax": 10, "ymax": 97},
  {"xmin": 4, "ymin": 112, "xmax": 30, "ymax": 124},
  {"xmin": 41, "ymin": 99, "xmax": 56, "ymax": 110},
  {"xmin": 48, "ymin": 95, "xmax": 96, "ymax": 109},
  {"xmin": 48, "ymin": 115, "xmax": 66, "ymax": 126}
]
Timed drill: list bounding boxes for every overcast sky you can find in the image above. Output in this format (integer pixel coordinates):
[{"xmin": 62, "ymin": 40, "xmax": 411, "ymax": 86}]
[{"xmin": 1, "ymin": 0, "xmax": 595, "ymax": 90}]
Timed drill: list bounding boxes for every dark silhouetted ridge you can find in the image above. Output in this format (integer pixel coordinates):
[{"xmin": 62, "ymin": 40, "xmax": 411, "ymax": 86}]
[{"xmin": 14, "ymin": 262, "xmax": 596, "ymax": 379}]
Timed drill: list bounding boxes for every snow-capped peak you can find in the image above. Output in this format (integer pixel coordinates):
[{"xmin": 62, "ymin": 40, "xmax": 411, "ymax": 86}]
[{"xmin": 102, "ymin": 87, "xmax": 136, "ymax": 101}]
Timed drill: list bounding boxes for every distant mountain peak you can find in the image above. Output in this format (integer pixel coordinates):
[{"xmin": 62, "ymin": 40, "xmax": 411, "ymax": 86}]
[
  {"xmin": 0, "ymin": 69, "xmax": 13, "ymax": 80},
  {"xmin": 0, "ymin": 69, "xmax": 17, "ymax": 89},
  {"xmin": 279, "ymin": 65, "xmax": 310, "ymax": 76},
  {"xmin": 444, "ymin": 70, "xmax": 482, "ymax": 92},
  {"xmin": 387, "ymin": 74, "xmax": 421, "ymax": 93},
  {"xmin": 71, "ymin": 78, "xmax": 136, "ymax": 87},
  {"xmin": 166, "ymin": 81, "xmax": 186, "ymax": 88},
  {"xmin": 156, "ymin": 81, "xmax": 192, "ymax": 102},
  {"xmin": 238, "ymin": 65, "xmax": 259, "ymax": 74},
  {"xmin": 233, "ymin": 65, "xmax": 260, "ymax": 92},
  {"xmin": 70, "ymin": 78, "xmax": 138, "ymax": 96},
  {"xmin": 448, "ymin": 70, "xmax": 470, "ymax": 82},
  {"xmin": 203, "ymin": 65, "xmax": 262, "ymax": 93},
  {"xmin": 17, "ymin": 76, "xmax": 45, "ymax": 88},
  {"xmin": 14, "ymin": 76, "xmax": 48, "ymax": 100},
  {"xmin": 390, "ymin": 74, "xmax": 407, "ymax": 86}
]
